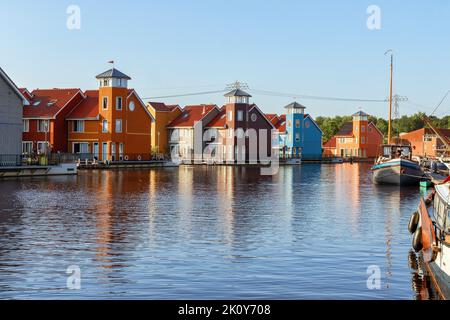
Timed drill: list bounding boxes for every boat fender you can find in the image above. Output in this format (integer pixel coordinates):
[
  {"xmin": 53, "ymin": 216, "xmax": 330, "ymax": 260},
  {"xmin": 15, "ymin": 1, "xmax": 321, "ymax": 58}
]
[
  {"xmin": 412, "ymin": 227, "xmax": 423, "ymax": 253},
  {"xmin": 408, "ymin": 211, "xmax": 420, "ymax": 234}
]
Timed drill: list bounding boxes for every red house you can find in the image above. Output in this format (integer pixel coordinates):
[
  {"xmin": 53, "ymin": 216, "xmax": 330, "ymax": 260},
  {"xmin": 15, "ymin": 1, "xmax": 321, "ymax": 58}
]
[{"xmin": 21, "ymin": 88, "xmax": 85, "ymax": 154}]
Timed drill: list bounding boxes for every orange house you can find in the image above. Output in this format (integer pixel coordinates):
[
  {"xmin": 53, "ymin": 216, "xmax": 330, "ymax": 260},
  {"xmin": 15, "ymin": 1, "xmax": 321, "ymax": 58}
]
[
  {"xmin": 66, "ymin": 68, "xmax": 155, "ymax": 161},
  {"xmin": 147, "ymin": 102, "xmax": 182, "ymax": 155},
  {"xmin": 323, "ymin": 111, "xmax": 383, "ymax": 158},
  {"xmin": 400, "ymin": 128, "xmax": 450, "ymax": 157}
]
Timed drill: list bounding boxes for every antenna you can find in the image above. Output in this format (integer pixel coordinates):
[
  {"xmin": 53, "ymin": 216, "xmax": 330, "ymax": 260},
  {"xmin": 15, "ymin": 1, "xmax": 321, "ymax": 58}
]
[{"xmin": 226, "ymin": 81, "xmax": 249, "ymax": 91}]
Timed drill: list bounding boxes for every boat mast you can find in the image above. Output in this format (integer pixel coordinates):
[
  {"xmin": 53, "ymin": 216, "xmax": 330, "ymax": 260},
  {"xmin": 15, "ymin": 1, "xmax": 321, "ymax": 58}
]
[{"xmin": 386, "ymin": 50, "xmax": 394, "ymax": 145}]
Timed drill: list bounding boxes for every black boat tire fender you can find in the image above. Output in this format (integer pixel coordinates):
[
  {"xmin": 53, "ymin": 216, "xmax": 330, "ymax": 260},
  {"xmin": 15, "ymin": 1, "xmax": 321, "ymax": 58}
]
[
  {"xmin": 413, "ymin": 227, "xmax": 423, "ymax": 253},
  {"xmin": 408, "ymin": 211, "xmax": 420, "ymax": 234}
]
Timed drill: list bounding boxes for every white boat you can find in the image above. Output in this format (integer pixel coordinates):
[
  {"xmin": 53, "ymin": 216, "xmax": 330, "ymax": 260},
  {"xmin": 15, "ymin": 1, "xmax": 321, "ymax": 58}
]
[
  {"xmin": 372, "ymin": 145, "xmax": 424, "ymax": 186},
  {"xmin": 409, "ymin": 181, "xmax": 450, "ymax": 299}
]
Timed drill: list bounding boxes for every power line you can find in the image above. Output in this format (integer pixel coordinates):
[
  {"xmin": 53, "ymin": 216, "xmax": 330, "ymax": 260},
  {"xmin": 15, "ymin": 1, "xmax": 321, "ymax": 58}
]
[
  {"xmin": 143, "ymin": 89, "xmax": 227, "ymax": 100},
  {"xmin": 249, "ymin": 89, "xmax": 387, "ymax": 103}
]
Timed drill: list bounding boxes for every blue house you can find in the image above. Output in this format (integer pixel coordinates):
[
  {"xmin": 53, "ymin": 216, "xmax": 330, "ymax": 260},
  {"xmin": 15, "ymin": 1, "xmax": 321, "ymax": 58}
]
[{"xmin": 283, "ymin": 102, "xmax": 323, "ymax": 161}]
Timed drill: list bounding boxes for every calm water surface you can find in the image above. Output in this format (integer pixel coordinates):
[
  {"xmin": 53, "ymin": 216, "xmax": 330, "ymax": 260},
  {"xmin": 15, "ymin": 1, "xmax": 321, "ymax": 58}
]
[{"xmin": 0, "ymin": 164, "xmax": 437, "ymax": 299}]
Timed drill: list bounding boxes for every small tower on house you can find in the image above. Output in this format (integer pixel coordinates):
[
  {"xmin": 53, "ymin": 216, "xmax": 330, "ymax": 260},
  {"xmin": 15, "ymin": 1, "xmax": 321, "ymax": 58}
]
[
  {"xmin": 95, "ymin": 68, "xmax": 131, "ymax": 160},
  {"xmin": 352, "ymin": 110, "xmax": 369, "ymax": 157},
  {"xmin": 285, "ymin": 102, "xmax": 306, "ymax": 158},
  {"xmin": 224, "ymin": 84, "xmax": 252, "ymax": 161}
]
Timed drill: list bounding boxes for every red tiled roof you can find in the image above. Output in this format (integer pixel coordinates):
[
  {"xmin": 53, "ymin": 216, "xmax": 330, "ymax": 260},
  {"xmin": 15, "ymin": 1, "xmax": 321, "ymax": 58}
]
[
  {"xmin": 166, "ymin": 104, "xmax": 181, "ymax": 111},
  {"xmin": 324, "ymin": 137, "xmax": 337, "ymax": 149},
  {"xmin": 66, "ymin": 90, "xmax": 99, "ymax": 120},
  {"xmin": 23, "ymin": 88, "xmax": 82, "ymax": 119},
  {"xmin": 168, "ymin": 104, "xmax": 217, "ymax": 128},
  {"xmin": 148, "ymin": 102, "xmax": 172, "ymax": 112},
  {"xmin": 206, "ymin": 107, "xmax": 226, "ymax": 128}
]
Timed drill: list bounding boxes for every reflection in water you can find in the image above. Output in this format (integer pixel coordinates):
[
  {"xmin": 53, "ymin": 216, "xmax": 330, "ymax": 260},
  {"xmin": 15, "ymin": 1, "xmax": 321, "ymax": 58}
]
[{"xmin": 0, "ymin": 164, "xmax": 439, "ymax": 299}]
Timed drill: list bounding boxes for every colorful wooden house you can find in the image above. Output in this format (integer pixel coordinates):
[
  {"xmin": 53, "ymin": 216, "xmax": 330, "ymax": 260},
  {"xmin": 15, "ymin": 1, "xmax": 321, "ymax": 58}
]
[
  {"xmin": 21, "ymin": 88, "xmax": 85, "ymax": 154},
  {"xmin": 147, "ymin": 102, "xmax": 182, "ymax": 156},
  {"xmin": 66, "ymin": 68, "xmax": 154, "ymax": 161},
  {"xmin": 323, "ymin": 111, "xmax": 383, "ymax": 158}
]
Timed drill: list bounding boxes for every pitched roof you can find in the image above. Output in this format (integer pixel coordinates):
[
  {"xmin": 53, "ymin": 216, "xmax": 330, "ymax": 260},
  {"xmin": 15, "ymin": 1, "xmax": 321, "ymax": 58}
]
[
  {"xmin": 206, "ymin": 107, "xmax": 227, "ymax": 128},
  {"xmin": 335, "ymin": 122, "xmax": 354, "ymax": 137},
  {"xmin": 167, "ymin": 105, "xmax": 217, "ymax": 128},
  {"xmin": 285, "ymin": 102, "xmax": 307, "ymax": 109},
  {"xmin": 66, "ymin": 90, "xmax": 99, "ymax": 120},
  {"xmin": 0, "ymin": 67, "xmax": 29, "ymax": 105},
  {"xmin": 95, "ymin": 68, "xmax": 131, "ymax": 80},
  {"xmin": 324, "ymin": 137, "xmax": 337, "ymax": 149},
  {"xmin": 352, "ymin": 110, "xmax": 369, "ymax": 117},
  {"xmin": 148, "ymin": 102, "xmax": 180, "ymax": 112},
  {"xmin": 23, "ymin": 88, "xmax": 83, "ymax": 119},
  {"xmin": 224, "ymin": 88, "xmax": 252, "ymax": 97}
]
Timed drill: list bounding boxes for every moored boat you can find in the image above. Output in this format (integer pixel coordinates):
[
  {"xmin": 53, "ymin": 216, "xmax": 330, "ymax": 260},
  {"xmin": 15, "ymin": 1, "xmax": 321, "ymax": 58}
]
[
  {"xmin": 409, "ymin": 181, "xmax": 450, "ymax": 299},
  {"xmin": 372, "ymin": 145, "xmax": 424, "ymax": 185}
]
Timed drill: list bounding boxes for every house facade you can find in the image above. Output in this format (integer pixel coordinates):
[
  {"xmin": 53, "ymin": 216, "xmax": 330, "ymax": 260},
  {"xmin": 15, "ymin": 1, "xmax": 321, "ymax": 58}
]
[
  {"xmin": 0, "ymin": 67, "xmax": 29, "ymax": 156},
  {"xmin": 167, "ymin": 105, "xmax": 220, "ymax": 162},
  {"xmin": 66, "ymin": 68, "xmax": 155, "ymax": 161},
  {"xmin": 147, "ymin": 102, "xmax": 182, "ymax": 156},
  {"xmin": 323, "ymin": 111, "xmax": 383, "ymax": 158},
  {"xmin": 399, "ymin": 128, "xmax": 450, "ymax": 157},
  {"xmin": 21, "ymin": 88, "xmax": 85, "ymax": 154}
]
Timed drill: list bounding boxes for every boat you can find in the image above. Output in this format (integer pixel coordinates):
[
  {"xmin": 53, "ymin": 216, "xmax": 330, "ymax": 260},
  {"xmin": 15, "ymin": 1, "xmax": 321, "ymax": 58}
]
[
  {"xmin": 408, "ymin": 180, "xmax": 450, "ymax": 299},
  {"xmin": 372, "ymin": 145, "xmax": 424, "ymax": 185}
]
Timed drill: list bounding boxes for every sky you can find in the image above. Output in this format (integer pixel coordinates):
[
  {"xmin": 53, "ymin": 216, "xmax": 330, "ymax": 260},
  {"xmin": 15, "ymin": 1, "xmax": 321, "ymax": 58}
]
[{"xmin": 1, "ymin": 0, "xmax": 450, "ymax": 118}]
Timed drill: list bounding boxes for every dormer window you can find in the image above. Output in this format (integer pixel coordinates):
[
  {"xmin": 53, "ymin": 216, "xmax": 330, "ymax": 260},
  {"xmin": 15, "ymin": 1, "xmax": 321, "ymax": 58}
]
[{"xmin": 103, "ymin": 79, "xmax": 109, "ymax": 87}]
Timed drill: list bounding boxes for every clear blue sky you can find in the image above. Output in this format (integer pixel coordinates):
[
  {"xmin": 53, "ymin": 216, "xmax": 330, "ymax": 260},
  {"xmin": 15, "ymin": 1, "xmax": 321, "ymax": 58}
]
[{"xmin": 1, "ymin": 0, "xmax": 449, "ymax": 118}]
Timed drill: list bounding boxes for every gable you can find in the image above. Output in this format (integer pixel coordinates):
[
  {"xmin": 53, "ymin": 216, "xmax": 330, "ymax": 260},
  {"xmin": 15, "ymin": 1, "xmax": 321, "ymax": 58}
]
[{"xmin": 304, "ymin": 115, "xmax": 323, "ymax": 135}]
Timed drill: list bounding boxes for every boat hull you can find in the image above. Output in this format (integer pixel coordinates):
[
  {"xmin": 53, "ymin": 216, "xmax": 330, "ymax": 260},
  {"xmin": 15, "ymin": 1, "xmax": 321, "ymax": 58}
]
[{"xmin": 371, "ymin": 159, "xmax": 423, "ymax": 185}]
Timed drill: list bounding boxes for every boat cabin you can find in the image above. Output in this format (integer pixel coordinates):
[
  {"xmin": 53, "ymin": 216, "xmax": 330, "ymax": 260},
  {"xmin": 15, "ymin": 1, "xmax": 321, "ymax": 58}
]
[
  {"xmin": 381, "ymin": 145, "xmax": 413, "ymax": 160},
  {"xmin": 434, "ymin": 184, "xmax": 450, "ymax": 235}
]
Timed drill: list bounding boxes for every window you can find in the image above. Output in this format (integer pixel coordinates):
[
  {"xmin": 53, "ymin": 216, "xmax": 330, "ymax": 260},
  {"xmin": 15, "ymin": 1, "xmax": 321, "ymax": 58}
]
[
  {"xmin": 228, "ymin": 111, "xmax": 233, "ymax": 121},
  {"xmin": 129, "ymin": 101, "xmax": 135, "ymax": 112},
  {"xmin": 295, "ymin": 119, "xmax": 301, "ymax": 128},
  {"xmin": 22, "ymin": 142, "xmax": 33, "ymax": 154},
  {"xmin": 295, "ymin": 133, "xmax": 300, "ymax": 142},
  {"xmin": 102, "ymin": 97, "xmax": 108, "ymax": 110},
  {"xmin": 361, "ymin": 126, "xmax": 366, "ymax": 133},
  {"xmin": 37, "ymin": 142, "xmax": 48, "ymax": 154},
  {"xmin": 251, "ymin": 113, "xmax": 257, "ymax": 122},
  {"xmin": 237, "ymin": 110, "xmax": 244, "ymax": 121},
  {"xmin": 38, "ymin": 120, "xmax": 49, "ymax": 132},
  {"xmin": 361, "ymin": 137, "xmax": 366, "ymax": 144},
  {"xmin": 369, "ymin": 127, "xmax": 373, "ymax": 133},
  {"xmin": 73, "ymin": 142, "xmax": 89, "ymax": 154},
  {"xmin": 73, "ymin": 120, "xmax": 84, "ymax": 133},
  {"xmin": 23, "ymin": 120, "xmax": 29, "ymax": 132},
  {"xmin": 102, "ymin": 120, "xmax": 108, "ymax": 133},
  {"xmin": 115, "ymin": 119, "xmax": 122, "ymax": 133},
  {"xmin": 119, "ymin": 143, "xmax": 124, "ymax": 161},
  {"xmin": 116, "ymin": 97, "xmax": 123, "ymax": 110},
  {"xmin": 103, "ymin": 79, "xmax": 109, "ymax": 87}
]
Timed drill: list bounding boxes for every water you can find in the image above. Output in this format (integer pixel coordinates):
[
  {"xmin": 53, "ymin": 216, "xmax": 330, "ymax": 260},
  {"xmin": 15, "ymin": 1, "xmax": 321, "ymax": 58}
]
[{"xmin": 0, "ymin": 163, "xmax": 438, "ymax": 299}]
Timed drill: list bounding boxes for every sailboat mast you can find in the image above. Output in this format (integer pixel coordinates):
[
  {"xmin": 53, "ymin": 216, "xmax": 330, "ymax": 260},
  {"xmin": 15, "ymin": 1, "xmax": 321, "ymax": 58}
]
[{"xmin": 388, "ymin": 53, "xmax": 394, "ymax": 145}]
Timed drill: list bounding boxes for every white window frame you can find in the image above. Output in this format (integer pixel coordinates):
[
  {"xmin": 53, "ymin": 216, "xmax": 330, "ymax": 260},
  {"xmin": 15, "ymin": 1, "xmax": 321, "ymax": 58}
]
[
  {"xmin": 102, "ymin": 120, "xmax": 109, "ymax": 133},
  {"xmin": 22, "ymin": 141, "xmax": 33, "ymax": 154},
  {"xmin": 102, "ymin": 97, "xmax": 108, "ymax": 110},
  {"xmin": 228, "ymin": 111, "xmax": 233, "ymax": 122},
  {"xmin": 73, "ymin": 120, "xmax": 85, "ymax": 133},
  {"xmin": 116, "ymin": 96, "xmax": 123, "ymax": 110},
  {"xmin": 23, "ymin": 120, "xmax": 29, "ymax": 133},
  {"xmin": 37, "ymin": 120, "xmax": 49, "ymax": 133},
  {"xmin": 237, "ymin": 110, "xmax": 244, "ymax": 121},
  {"xmin": 115, "ymin": 119, "xmax": 122, "ymax": 133},
  {"xmin": 37, "ymin": 141, "xmax": 48, "ymax": 154}
]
